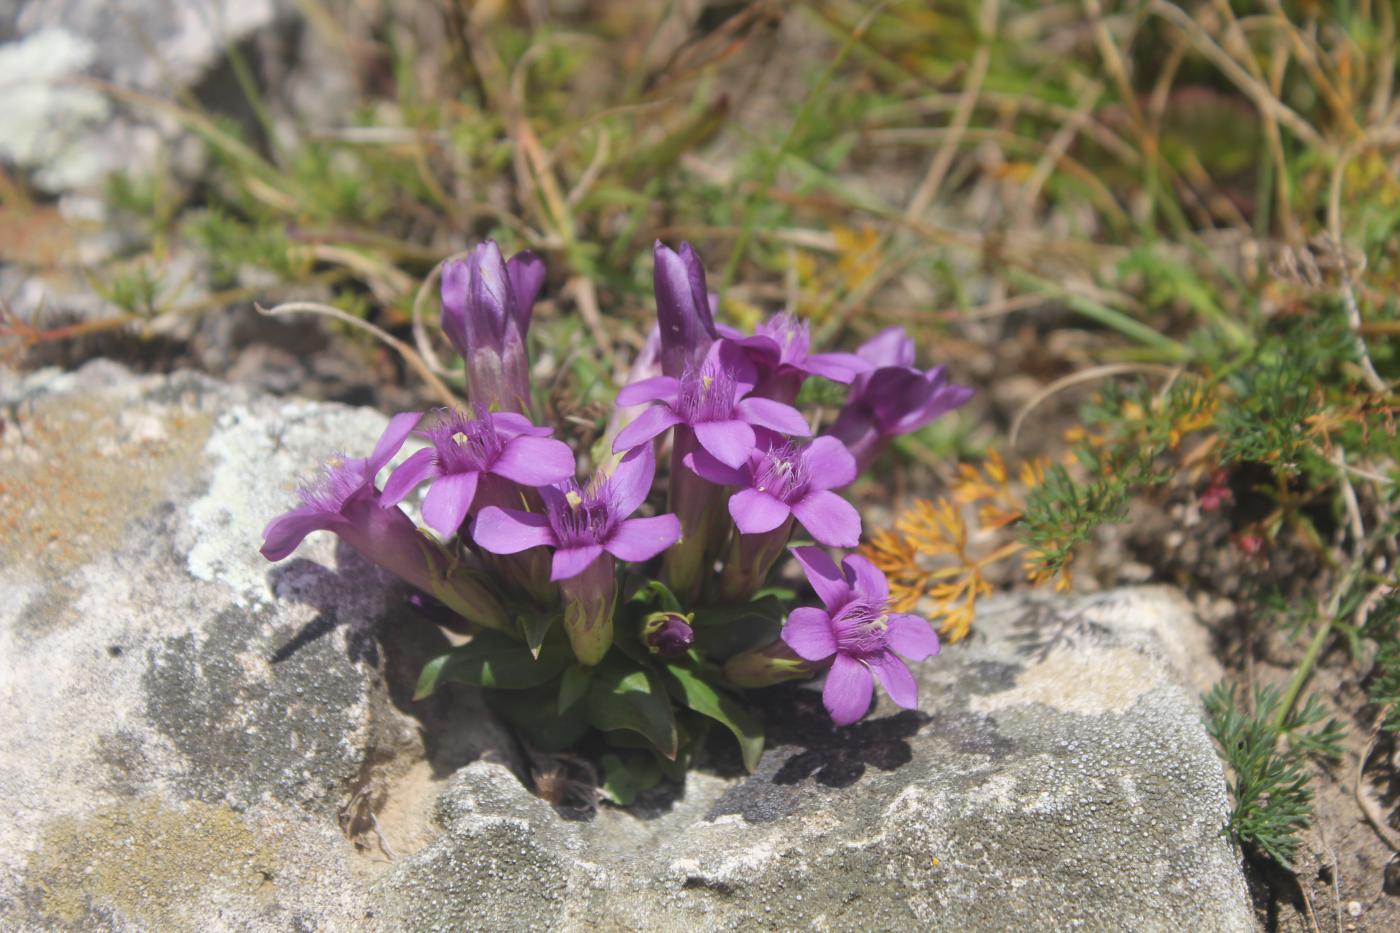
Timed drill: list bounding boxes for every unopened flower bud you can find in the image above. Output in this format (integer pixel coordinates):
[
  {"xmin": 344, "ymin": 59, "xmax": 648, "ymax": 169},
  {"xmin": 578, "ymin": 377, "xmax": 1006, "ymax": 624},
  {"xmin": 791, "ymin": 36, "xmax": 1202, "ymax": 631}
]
[{"xmin": 642, "ymin": 611, "xmax": 694, "ymax": 658}]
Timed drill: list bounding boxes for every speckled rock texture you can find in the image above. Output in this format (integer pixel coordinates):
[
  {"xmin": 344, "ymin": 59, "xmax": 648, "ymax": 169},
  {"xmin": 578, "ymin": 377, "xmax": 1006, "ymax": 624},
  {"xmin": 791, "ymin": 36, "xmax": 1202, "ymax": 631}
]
[{"xmin": 0, "ymin": 363, "xmax": 1255, "ymax": 931}]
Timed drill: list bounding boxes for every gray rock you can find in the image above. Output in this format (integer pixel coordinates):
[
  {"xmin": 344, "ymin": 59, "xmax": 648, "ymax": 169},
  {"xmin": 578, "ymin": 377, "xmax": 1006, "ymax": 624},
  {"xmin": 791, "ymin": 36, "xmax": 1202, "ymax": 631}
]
[{"xmin": 0, "ymin": 363, "xmax": 1255, "ymax": 931}]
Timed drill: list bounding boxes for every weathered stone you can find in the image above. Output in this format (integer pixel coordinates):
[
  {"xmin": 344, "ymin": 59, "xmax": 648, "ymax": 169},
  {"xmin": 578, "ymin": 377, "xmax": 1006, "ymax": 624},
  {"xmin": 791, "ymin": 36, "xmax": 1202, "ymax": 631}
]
[{"xmin": 0, "ymin": 363, "xmax": 1254, "ymax": 931}]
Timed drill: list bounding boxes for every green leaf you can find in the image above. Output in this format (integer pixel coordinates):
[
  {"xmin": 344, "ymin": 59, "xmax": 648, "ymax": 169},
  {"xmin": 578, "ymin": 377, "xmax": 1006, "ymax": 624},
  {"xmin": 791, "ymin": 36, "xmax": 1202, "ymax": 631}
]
[
  {"xmin": 587, "ymin": 659, "xmax": 679, "ymax": 759},
  {"xmin": 415, "ymin": 630, "xmax": 569, "ymax": 699},
  {"xmin": 599, "ymin": 753, "xmax": 662, "ymax": 806},
  {"xmin": 629, "ymin": 579, "xmax": 682, "ymax": 614},
  {"xmin": 692, "ymin": 595, "xmax": 785, "ymax": 627},
  {"xmin": 520, "ymin": 610, "xmax": 557, "ymax": 660},
  {"xmin": 487, "ymin": 684, "xmax": 590, "ymax": 752},
  {"xmin": 558, "ymin": 664, "xmax": 594, "ymax": 714},
  {"xmin": 663, "ymin": 662, "xmax": 764, "ymax": 773}
]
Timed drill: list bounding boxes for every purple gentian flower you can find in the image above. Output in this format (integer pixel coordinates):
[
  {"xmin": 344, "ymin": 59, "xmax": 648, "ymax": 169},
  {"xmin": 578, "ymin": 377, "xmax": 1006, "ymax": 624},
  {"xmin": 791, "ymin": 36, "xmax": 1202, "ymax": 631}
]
[
  {"xmin": 721, "ymin": 312, "xmax": 870, "ymax": 401},
  {"xmin": 474, "ymin": 445, "xmax": 680, "ymax": 665},
  {"xmin": 829, "ymin": 326, "xmax": 974, "ymax": 471},
  {"xmin": 612, "ymin": 340, "xmax": 811, "ymax": 468},
  {"xmin": 472, "ymin": 444, "xmax": 680, "ymax": 582},
  {"xmin": 260, "ymin": 413, "xmax": 509, "ymax": 631},
  {"xmin": 379, "ymin": 408, "xmax": 574, "ymax": 539},
  {"xmin": 686, "ymin": 435, "xmax": 860, "ymax": 547},
  {"xmin": 782, "ymin": 547, "xmax": 941, "ymax": 726},
  {"xmin": 654, "ymin": 241, "xmax": 719, "ymax": 378},
  {"xmin": 441, "ymin": 241, "xmax": 546, "ymax": 414}
]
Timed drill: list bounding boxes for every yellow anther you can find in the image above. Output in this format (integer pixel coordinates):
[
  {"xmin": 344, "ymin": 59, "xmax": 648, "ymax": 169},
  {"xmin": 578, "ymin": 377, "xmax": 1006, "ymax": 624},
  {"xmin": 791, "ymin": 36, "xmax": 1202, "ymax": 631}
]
[{"xmin": 565, "ymin": 490, "xmax": 583, "ymax": 508}]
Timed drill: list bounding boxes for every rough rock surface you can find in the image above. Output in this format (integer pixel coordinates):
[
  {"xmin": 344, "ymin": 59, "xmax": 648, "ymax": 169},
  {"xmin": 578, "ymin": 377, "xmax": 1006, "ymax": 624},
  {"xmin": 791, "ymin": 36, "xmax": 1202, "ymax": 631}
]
[{"xmin": 0, "ymin": 363, "xmax": 1255, "ymax": 931}]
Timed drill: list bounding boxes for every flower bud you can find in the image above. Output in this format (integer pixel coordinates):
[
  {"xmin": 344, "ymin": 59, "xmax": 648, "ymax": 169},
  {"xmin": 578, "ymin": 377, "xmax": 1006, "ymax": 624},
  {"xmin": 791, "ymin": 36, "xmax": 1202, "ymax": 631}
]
[
  {"xmin": 441, "ymin": 242, "xmax": 546, "ymax": 414},
  {"xmin": 653, "ymin": 241, "xmax": 717, "ymax": 378},
  {"xmin": 723, "ymin": 639, "xmax": 815, "ymax": 688},
  {"xmin": 642, "ymin": 611, "xmax": 695, "ymax": 658}
]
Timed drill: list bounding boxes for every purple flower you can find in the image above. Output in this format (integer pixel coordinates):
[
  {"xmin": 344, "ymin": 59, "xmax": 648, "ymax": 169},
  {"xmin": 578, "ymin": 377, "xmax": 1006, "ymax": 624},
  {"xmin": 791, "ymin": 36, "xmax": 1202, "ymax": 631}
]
[
  {"xmin": 782, "ymin": 547, "xmax": 940, "ymax": 726},
  {"xmin": 642, "ymin": 611, "xmax": 695, "ymax": 658},
  {"xmin": 379, "ymin": 408, "xmax": 574, "ymax": 539},
  {"xmin": 612, "ymin": 340, "xmax": 811, "ymax": 469},
  {"xmin": 654, "ymin": 241, "xmax": 719, "ymax": 378},
  {"xmin": 721, "ymin": 312, "xmax": 870, "ymax": 401},
  {"xmin": 473, "ymin": 444, "xmax": 680, "ymax": 582},
  {"xmin": 687, "ymin": 435, "xmax": 860, "ymax": 547},
  {"xmin": 829, "ymin": 327, "xmax": 974, "ymax": 471},
  {"xmin": 260, "ymin": 413, "xmax": 509, "ymax": 631},
  {"xmin": 441, "ymin": 241, "xmax": 546, "ymax": 414}
]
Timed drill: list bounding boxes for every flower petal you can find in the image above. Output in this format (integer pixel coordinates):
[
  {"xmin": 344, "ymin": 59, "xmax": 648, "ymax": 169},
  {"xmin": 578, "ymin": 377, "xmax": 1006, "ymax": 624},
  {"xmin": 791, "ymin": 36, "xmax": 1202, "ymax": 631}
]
[
  {"xmin": 800, "ymin": 436, "xmax": 857, "ymax": 491},
  {"xmin": 380, "ymin": 448, "xmax": 437, "ymax": 507},
  {"xmin": 608, "ymin": 444, "xmax": 656, "ymax": 517},
  {"xmin": 492, "ymin": 436, "xmax": 576, "ymax": 487},
  {"xmin": 841, "ymin": 553, "xmax": 890, "ymax": 601},
  {"xmin": 368, "ymin": 411, "xmax": 423, "ymax": 473},
  {"xmin": 729, "ymin": 488, "xmax": 792, "ymax": 535},
  {"xmin": 506, "ymin": 249, "xmax": 546, "ymax": 331},
  {"xmin": 604, "ymin": 514, "xmax": 681, "ymax": 562},
  {"xmin": 261, "ymin": 507, "xmax": 335, "ymax": 561},
  {"xmin": 887, "ymin": 614, "xmax": 940, "ymax": 662},
  {"xmin": 791, "ymin": 490, "xmax": 861, "ymax": 547},
  {"xmin": 868, "ymin": 650, "xmax": 919, "ymax": 710},
  {"xmin": 736, "ymin": 397, "xmax": 810, "ymax": 437},
  {"xmin": 823, "ymin": 654, "xmax": 874, "ymax": 726},
  {"xmin": 551, "ymin": 544, "xmax": 605, "ymax": 581},
  {"xmin": 472, "ymin": 506, "xmax": 555, "ymax": 554},
  {"xmin": 800, "ymin": 351, "xmax": 870, "ymax": 384},
  {"xmin": 693, "ymin": 419, "xmax": 756, "ymax": 469},
  {"xmin": 682, "ymin": 446, "xmax": 748, "ymax": 485},
  {"xmin": 612, "ymin": 404, "xmax": 682, "ymax": 453},
  {"xmin": 790, "ymin": 546, "xmax": 852, "ymax": 611},
  {"xmin": 781, "ymin": 606, "xmax": 837, "ymax": 661},
  {"xmin": 421, "ymin": 470, "xmax": 480, "ymax": 537},
  {"xmin": 489, "ymin": 411, "xmax": 554, "ymax": 437},
  {"xmin": 857, "ymin": 326, "xmax": 915, "ymax": 368},
  {"xmin": 616, "ymin": 376, "xmax": 680, "ymax": 408}
]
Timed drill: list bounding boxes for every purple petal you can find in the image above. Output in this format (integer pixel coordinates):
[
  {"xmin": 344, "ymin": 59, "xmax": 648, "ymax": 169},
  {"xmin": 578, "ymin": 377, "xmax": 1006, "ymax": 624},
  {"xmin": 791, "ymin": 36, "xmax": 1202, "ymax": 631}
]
[
  {"xmin": 551, "ymin": 544, "xmax": 605, "ymax": 581},
  {"xmin": 368, "ymin": 411, "xmax": 423, "ymax": 473},
  {"xmin": 791, "ymin": 490, "xmax": 861, "ymax": 547},
  {"xmin": 736, "ymin": 397, "xmax": 810, "ymax": 437},
  {"xmin": 440, "ymin": 259, "xmax": 470, "ymax": 353},
  {"xmin": 800, "ymin": 436, "xmax": 857, "ymax": 491},
  {"xmin": 887, "ymin": 614, "xmax": 940, "ymax": 662},
  {"xmin": 261, "ymin": 507, "xmax": 335, "ymax": 561},
  {"xmin": 710, "ymin": 339, "xmax": 758, "ymax": 396},
  {"xmin": 800, "ymin": 351, "xmax": 870, "ymax": 384},
  {"xmin": 823, "ymin": 654, "xmax": 874, "ymax": 726},
  {"xmin": 693, "ymin": 419, "xmax": 756, "ymax": 469},
  {"xmin": 868, "ymin": 650, "xmax": 919, "ymax": 710},
  {"xmin": 790, "ymin": 546, "xmax": 852, "ymax": 611},
  {"xmin": 380, "ymin": 448, "xmax": 437, "ymax": 507},
  {"xmin": 729, "ymin": 488, "xmax": 792, "ymax": 535},
  {"xmin": 473, "ymin": 506, "xmax": 555, "ymax": 554},
  {"xmin": 682, "ymin": 446, "xmax": 748, "ymax": 485},
  {"xmin": 715, "ymin": 323, "xmax": 747, "ymax": 340},
  {"xmin": 612, "ymin": 405, "xmax": 682, "ymax": 453},
  {"xmin": 842, "ymin": 553, "xmax": 890, "ymax": 601},
  {"xmin": 505, "ymin": 249, "xmax": 546, "ymax": 332},
  {"xmin": 616, "ymin": 376, "xmax": 680, "ymax": 408},
  {"xmin": 608, "ymin": 443, "xmax": 656, "ymax": 517},
  {"xmin": 421, "ymin": 470, "xmax": 480, "ymax": 537},
  {"xmin": 604, "ymin": 514, "xmax": 681, "ymax": 562},
  {"xmin": 857, "ymin": 326, "xmax": 915, "ymax": 368},
  {"xmin": 781, "ymin": 607, "xmax": 837, "ymax": 662},
  {"xmin": 490, "ymin": 411, "xmax": 554, "ymax": 437},
  {"xmin": 492, "ymin": 436, "xmax": 576, "ymax": 487}
]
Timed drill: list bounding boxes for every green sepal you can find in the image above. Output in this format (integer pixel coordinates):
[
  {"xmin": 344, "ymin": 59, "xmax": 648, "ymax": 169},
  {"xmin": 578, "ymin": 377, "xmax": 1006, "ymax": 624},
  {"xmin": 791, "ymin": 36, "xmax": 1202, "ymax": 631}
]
[
  {"xmin": 520, "ymin": 609, "xmax": 557, "ymax": 659},
  {"xmin": 629, "ymin": 579, "xmax": 683, "ymax": 614},
  {"xmin": 599, "ymin": 752, "xmax": 662, "ymax": 806},
  {"xmin": 662, "ymin": 661, "xmax": 764, "ymax": 773},
  {"xmin": 587, "ymin": 658, "xmax": 679, "ymax": 759},
  {"xmin": 414, "ymin": 629, "xmax": 569, "ymax": 699},
  {"xmin": 557, "ymin": 664, "xmax": 594, "ymax": 714}
]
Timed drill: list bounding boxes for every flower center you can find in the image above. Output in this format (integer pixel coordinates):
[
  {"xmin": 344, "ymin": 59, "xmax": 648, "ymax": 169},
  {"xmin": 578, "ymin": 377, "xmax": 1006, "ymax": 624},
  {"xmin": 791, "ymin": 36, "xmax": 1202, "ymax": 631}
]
[
  {"xmin": 676, "ymin": 361, "xmax": 738, "ymax": 423},
  {"xmin": 758, "ymin": 312, "xmax": 811, "ymax": 365},
  {"xmin": 751, "ymin": 442, "xmax": 809, "ymax": 504},
  {"xmin": 427, "ymin": 410, "xmax": 504, "ymax": 475},
  {"xmin": 831, "ymin": 596, "xmax": 891, "ymax": 658},
  {"xmin": 300, "ymin": 455, "xmax": 369, "ymax": 513},
  {"xmin": 549, "ymin": 480, "xmax": 615, "ymax": 547}
]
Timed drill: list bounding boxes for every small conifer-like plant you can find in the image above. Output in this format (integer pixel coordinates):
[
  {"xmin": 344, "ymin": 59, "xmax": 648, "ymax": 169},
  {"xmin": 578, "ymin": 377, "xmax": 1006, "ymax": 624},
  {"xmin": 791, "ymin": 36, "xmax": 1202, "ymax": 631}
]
[{"xmin": 260, "ymin": 240, "xmax": 971, "ymax": 796}]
